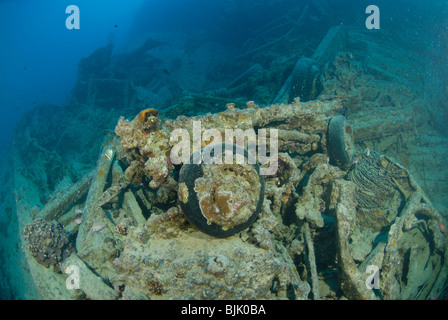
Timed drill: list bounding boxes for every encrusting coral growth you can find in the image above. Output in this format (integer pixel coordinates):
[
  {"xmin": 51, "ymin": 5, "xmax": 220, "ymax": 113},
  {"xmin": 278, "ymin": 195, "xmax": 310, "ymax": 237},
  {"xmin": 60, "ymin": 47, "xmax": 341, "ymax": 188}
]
[
  {"xmin": 115, "ymin": 108, "xmax": 172, "ymax": 189},
  {"xmin": 23, "ymin": 219, "xmax": 73, "ymax": 272}
]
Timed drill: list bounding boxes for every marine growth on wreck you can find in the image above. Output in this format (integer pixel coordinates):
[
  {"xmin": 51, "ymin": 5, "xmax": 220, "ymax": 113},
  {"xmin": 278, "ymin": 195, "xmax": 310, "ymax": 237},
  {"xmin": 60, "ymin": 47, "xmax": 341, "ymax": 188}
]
[
  {"xmin": 16, "ymin": 93, "xmax": 448, "ymax": 300},
  {"xmin": 2, "ymin": 1, "xmax": 448, "ymax": 301}
]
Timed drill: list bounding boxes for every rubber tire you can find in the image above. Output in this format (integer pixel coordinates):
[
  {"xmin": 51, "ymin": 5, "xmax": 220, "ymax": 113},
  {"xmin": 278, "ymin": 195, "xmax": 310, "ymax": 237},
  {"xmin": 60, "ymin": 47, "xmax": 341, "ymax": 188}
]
[
  {"xmin": 327, "ymin": 115, "xmax": 352, "ymax": 169},
  {"xmin": 178, "ymin": 143, "xmax": 264, "ymax": 238}
]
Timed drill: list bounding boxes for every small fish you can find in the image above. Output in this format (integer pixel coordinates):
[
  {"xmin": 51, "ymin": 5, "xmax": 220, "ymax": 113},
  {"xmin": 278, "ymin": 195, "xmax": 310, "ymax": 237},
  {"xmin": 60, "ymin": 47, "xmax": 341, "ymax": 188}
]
[
  {"xmin": 90, "ymin": 224, "xmax": 105, "ymax": 232},
  {"xmin": 366, "ymin": 147, "xmax": 370, "ymax": 156},
  {"xmin": 75, "ymin": 209, "xmax": 84, "ymax": 215},
  {"xmin": 352, "ymin": 155, "xmax": 361, "ymax": 164},
  {"xmin": 74, "ymin": 218, "xmax": 82, "ymax": 225},
  {"xmin": 104, "ymin": 149, "xmax": 114, "ymax": 161}
]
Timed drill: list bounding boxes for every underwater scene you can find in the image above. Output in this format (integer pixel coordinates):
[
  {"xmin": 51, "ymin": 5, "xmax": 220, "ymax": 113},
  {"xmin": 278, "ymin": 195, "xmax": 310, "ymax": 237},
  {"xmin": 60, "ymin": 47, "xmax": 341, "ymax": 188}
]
[{"xmin": 0, "ymin": 0, "xmax": 447, "ymax": 301}]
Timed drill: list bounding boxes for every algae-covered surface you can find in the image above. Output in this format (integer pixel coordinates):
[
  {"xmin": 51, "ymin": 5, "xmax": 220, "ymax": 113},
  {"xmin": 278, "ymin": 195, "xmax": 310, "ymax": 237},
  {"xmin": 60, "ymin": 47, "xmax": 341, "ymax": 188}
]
[{"xmin": 1, "ymin": 1, "xmax": 447, "ymax": 300}]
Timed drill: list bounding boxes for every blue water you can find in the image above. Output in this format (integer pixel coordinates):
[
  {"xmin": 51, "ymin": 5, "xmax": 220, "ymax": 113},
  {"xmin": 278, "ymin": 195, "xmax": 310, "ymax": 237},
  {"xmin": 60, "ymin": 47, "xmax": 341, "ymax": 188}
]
[
  {"xmin": 1, "ymin": 0, "xmax": 446, "ymax": 151},
  {"xmin": 0, "ymin": 0, "xmax": 447, "ymax": 300},
  {"xmin": 0, "ymin": 0, "xmax": 142, "ymax": 152}
]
